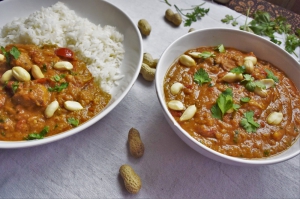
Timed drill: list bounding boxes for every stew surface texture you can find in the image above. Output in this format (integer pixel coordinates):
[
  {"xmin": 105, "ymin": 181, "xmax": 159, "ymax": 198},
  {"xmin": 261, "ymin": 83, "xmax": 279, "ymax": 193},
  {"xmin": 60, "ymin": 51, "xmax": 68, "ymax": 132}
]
[
  {"xmin": 0, "ymin": 44, "xmax": 110, "ymax": 141},
  {"xmin": 164, "ymin": 46, "xmax": 300, "ymax": 158}
]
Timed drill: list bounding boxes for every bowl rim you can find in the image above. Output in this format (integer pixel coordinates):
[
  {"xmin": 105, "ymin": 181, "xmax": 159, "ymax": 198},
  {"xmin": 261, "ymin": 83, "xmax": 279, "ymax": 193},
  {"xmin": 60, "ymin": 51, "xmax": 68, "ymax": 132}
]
[
  {"xmin": 0, "ymin": 0, "xmax": 143, "ymax": 149},
  {"xmin": 155, "ymin": 27, "xmax": 300, "ymax": 165}
]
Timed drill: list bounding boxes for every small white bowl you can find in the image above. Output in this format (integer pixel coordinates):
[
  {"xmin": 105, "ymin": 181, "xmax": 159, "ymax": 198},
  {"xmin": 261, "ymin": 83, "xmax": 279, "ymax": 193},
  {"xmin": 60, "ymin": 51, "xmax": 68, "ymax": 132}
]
[
  {"xmin": 155, "ymin": 28, "xmax": 300, "ymax": 166},
  {"xmin": 0, "ymin": 0, "xmax": 143, "ymax": 148}
]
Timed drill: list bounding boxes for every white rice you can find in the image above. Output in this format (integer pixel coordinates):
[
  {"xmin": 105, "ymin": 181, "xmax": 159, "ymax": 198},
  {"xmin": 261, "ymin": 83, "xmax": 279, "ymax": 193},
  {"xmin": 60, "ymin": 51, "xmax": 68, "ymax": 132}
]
[{"xmin": 0, "ymin": 2, "xmax": 125, "ymax": 93}]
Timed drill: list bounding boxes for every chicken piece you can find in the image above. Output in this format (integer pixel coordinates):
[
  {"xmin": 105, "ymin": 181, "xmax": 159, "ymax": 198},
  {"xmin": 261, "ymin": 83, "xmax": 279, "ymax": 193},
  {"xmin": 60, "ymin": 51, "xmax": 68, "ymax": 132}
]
[{"xmin": 12, "ymin": 81, "xmax": 50, "ymax": 107}]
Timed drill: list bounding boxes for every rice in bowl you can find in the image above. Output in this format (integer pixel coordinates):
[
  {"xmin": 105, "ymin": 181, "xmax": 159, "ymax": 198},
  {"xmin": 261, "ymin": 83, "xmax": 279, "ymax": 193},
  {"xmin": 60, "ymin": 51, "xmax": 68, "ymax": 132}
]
[{"xmin": 0, "ymin": 1, "xmax": 125, "ymax": 92}]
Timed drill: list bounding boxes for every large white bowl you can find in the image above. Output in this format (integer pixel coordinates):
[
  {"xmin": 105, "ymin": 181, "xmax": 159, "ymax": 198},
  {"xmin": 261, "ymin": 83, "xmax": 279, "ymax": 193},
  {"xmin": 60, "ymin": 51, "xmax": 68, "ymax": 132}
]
[
  {"xmin": 0, "ymin": 0, "xmax": 143, "ymax": 148},
  {"xmin": 155, "ymin": 28, "xmax": 300, "ymax": 166}
]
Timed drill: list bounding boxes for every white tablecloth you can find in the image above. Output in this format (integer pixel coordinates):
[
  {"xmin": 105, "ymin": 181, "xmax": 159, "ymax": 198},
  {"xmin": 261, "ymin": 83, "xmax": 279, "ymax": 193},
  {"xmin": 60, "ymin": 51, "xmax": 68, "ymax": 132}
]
[{"xmin": 0, "ymin": 0, "xmax": 299, "ymax": 198}]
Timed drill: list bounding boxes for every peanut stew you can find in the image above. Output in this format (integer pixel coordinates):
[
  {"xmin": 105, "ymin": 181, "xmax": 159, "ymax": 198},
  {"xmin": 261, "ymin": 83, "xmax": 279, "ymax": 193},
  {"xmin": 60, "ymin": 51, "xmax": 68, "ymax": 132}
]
[
  {"xmin": 164, "ymin": 45, "xmax": 300, "ymax": 158},
  {"xmin": 0, "ymin": 44, "xmax": 110, "ymax": 141}
]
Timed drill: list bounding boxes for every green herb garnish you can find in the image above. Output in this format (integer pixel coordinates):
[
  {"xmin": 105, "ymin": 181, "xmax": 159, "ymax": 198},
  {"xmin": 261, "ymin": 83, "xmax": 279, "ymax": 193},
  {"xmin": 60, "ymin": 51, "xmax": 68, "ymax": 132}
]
[
  {"xmin": 221, "ymin": 14, "xmax": 240, "ymax": 26},
  {"xmin": 48, "ymin": 82, "xmax": 68, "ymax": 92},
  {"xmin": 216, "ymin": 44, "xmax": 226, "ymax": 53},
  {"xmin": 175, "ymin": 3, "xmax": 209, "ymax": 26},
  {"xmin": 265, "ymin": 69, "xmax": 279, "ymax": 83},
  {"xmin": 12, "ymin": 82, "xmax": 19, "ymax": 93},
  {"xmin": 198, "ymin": 51, "xmax": 215, "ymax": 59},
  {"xmin": 240, "ymin": 111, "xmax": 260, "ymax": 133},
  {"xmin": 1, "ymin": 46, "xmax": 20, "ymax": 64},
  {"xmin": 240, "ymin": 97, "xmax": 250, "ymax": 103},
  {"xmin": 211, "ymin": 88, "xmax": 238, "ymax": 120},
  {"xmin": 193, "ymin": 68, "xmax": 211, "ymax": 85},
  {"xmin": 230, "ymin": 66, "xmax": 245, "ymax": 74},
  {"xmin": 25, "ymin": 126, "xmax": 49, "ymax": 140},
  {"xmin": 42, "ymin": 64, "xmax": 47, "ymax": 72},
  {"xmin": 233, "ymin": 130, "xmax": 239, "ymax": 144},
  {"xmin": 67, "ymin": 118, "xmax": 79, "ymax": 127},
  {"xmin": 52, "ymin": 75, "xmax": 61, "ymax": 82}
]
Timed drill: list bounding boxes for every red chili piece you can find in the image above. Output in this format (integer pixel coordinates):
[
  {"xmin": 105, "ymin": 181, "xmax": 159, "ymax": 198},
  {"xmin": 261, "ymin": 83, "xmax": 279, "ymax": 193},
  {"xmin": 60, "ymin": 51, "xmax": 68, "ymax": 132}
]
[{"xmin": 55, "ymin": 48, "xmax": 74, "ymax": 59}]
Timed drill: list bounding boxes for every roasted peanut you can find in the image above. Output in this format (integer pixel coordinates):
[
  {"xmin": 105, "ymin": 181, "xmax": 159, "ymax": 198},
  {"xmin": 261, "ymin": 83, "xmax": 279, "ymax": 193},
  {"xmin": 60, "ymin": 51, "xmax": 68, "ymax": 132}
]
[
  {"xmin": 244, "ymin": 56, "xmax": 257, "ymax": 65},
  {"xmin": 119, "ymin": 164, "xmax": 142, "ymax": 194},
  {"xmin": 138, "ymin": 19, "xmax": 151, "ymax": 36},
  {"xmin": 244, "ymin": 60, "xmax": 254, "ymax": 74},
  {"xmin": 45, "ymin": 100, "xmax": 59, "ymax": 118},
  {"xmin": 64, "ymin": 101, "xmax": 83, "ymax": 111},
  {"xmin": 170, "ymin": 82, "xmax": 184, "ymax": 95},
  {"xmin": 0, "ymin": 54, "xmax": 4, "ymax": 61},
  {"xmin": 54, "ymin": 61, "xmax": 73, "ymax": 70},
  {"xmin": 1, "ymin": 70, "xmax": 13, "ymax": 83},
  {"xmin": 140, "ymin": 63, "xmax": 155, "ymax": 81},
  {"xmin": 259, "ymin": 79, "xmax": 275, "ymax": 89},
  {"xmin": 128, "ymin": 128, "xmax": 144, "ymax": 158},
  {"xmin": 180, "ymin": 105, "xmax": 197, "ymax": 121},
  {"xmin": 167, "ymin": 100, "xmax": 185, "ymax": 111},
  {"xmin": 165, "ymin": 9, "xmax": 182, "ymax": 26},
  {"xmin": 267, "ymin": 111, "xmax": 283, "ymax": 125},
  {"xmin": 254, "ymin": 87, "xmax": 268, "ymax": 98},
  {"xmin": 31, "ymin": 65, "xmax": 45, "ymax": 79},
  {"xmin": 221, "ymin": 72, "xmax": 243, "ymax": 83},
  {"xmin": 12, "ymin": 66, "xmax": 31, "ymax": 82},
  {"xmin": 179, "ymin": 54, "xmax": 196, "ymax": 67}
]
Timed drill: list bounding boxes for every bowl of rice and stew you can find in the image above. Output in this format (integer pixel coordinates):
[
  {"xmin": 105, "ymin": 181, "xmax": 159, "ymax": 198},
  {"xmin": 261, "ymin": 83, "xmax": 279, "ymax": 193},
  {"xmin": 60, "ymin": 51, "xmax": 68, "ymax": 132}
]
[
  {"xmin": 155, "ymin": 28, "xmax": 300, "ymax": 166},
  {"xmin": 0, "ymin": 0, "xmax": 143, "ymax": 148}
]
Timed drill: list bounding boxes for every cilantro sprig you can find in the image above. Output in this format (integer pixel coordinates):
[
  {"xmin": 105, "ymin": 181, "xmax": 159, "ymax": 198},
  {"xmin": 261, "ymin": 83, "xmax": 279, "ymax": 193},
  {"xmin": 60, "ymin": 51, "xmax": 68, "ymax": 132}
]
[
  {"xmin": 265, "ymin": 69, "xmax": 279, "ymax": 83},
  {"xmin": 1, "ymin": 46, "xmax": 20, "ymax": 64},
  {"xmin": 211, "ymin": 88, "xmax": 239, "ymax": 120},
  {"xmin": 174, "ymin": 3, "xmax": 209, "ymax": 26},
  {"xmin": 240, "ymin": 111, "xmax": 260, "ymax": 133},
  {"xmin": 221, "ymin": 14, "xmax": 240, "ymax": 26},
  {"xmin": 25, "ymin": 126, "xmax": 49, "ymax": 140},
  {"xmin": 194, "ymin": 68, "xmax": 211, "ymax": 85}
]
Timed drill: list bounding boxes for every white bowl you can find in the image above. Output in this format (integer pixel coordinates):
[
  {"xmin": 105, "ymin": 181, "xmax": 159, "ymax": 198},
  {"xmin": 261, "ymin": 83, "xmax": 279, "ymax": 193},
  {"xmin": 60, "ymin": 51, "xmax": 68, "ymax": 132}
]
[
  {"xmin": 155, "ymin": 28, "xmax": 300, "ymax": 166},
  {"xmin": 0, "ymin": 0, "xmax": 143, "ymax": 148}
]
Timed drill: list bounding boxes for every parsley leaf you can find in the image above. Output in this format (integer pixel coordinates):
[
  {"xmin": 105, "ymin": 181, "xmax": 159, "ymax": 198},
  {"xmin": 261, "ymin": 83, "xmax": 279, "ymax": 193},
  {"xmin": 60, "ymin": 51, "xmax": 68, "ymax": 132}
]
[
  {"xmin": 194, "ymin": 68, "xmax": 211, "ymax": 85},
  {"xmin": 240, "ymin": 111, "xmax": 260, "ymax": 133},
  {"xmin": 68, "ymin": 118, "xmax": 79, "ymax": 127},
  {"xmin": 230, "ymin": 66, "xmax": 245, "ymax": 74},
  {"xmin": 221, "ymin": 14, "xmax": 239, "ymax": 26},
  {"xmin": 48, "ymin": 82, "xmax": 68, "ymax": 92},
  {"xmin": 240, "ymin": 97, "xmax": 250, "ymax": 103},
  {"xmin": 199, "ymin": 51, "xmax": 215, "ymax": 59},
  {"xmin": 10, "ymin": 46, "xmax": 20, "ymax": 60},
  {"xmin": 25, "ymin": 126, "xmax": 49, "ymax": 140},
  {"xmin": 217, "ymin": 44, "xmax": 226, "ymax": 53},
  {"xmin": 265, "ymin": 69, "xmax": 279, "ymax": 83},
  {"xmin": 12, "ymin": 82, "xmax": 19, "ymax": 93},
  {"xmin": 211, "ymin": 88, "xmax": 236, "ymax": 120}
]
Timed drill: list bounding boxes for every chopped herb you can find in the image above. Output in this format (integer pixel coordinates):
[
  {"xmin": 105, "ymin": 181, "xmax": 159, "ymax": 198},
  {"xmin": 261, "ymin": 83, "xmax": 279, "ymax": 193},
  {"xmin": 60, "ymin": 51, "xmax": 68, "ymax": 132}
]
[
  {"xmin": 0, "ymin": 46, "xmax": 20, "ymax": 64},
  {"xmin": 194, "ymin": 68, "xmax": 211, "ymax": 85},
  {"xmin": 174, "ymin": 3, "xmax": 209, "ymax": 26},
  {"xmin": 230, "ymin": 66, "xmax": 245, "ymax": 74},
  {"xmin": 233, "ymin": 104, "xmax": 240, "ymax": 111},
  {"xmin": 240, "ymin": 97, "xmax": 251, "ymax": 103},
  {"xmin": 52, "ymin": 75, "xmax": 61, "ymax": 82},
  {"xmin": 211, "ymin": 88, "xmax": 235, "ymax": 120},
  {"xmin": 216, "ymin": 44, "xmax": 226, "ymax": 53},
  {"xmin": 12, "ymin": 82, "xmax": 19, "ymax": 93},
  {"xmin": 42, "ymin": 64, "xmax": 47, "ymax": 72},
  {"xmin": 10, "ymin": 46, "xmax": 20, "ymax": 60},
  {"xmin": 265, "ymin": 69, "xmax": 279, "ymax": 83},
  {"xmin": 242, "ymin": 74, "xmax": 265, "ymax": 92},
  {"xmin": 48, "ymin": 82, "xmax": 68, "ymax": 92},
  {"xmin": 263, "ymin": 149, "xmax": 270, "ymax": 157},
  {"xmin": 240, "ymin": 111, "xmax": 260, "ymax": 133},
  {"xmin": 67, "ymin": 118, "xmax": 79, "ymax": 127},
  {"xmin": 233, "ymin": 130, "xmax": 239, "ymax": 144},
  {"xmin": 54, "ymin": 124, "xmax": 58, "ymax": 129},
  {"xmin": 25, "ymin": 126, "xmax": 49, "ymax": 140},
  {"xmin": 198, "ymin": 51, "xmax": 215, "ymax": 59}
]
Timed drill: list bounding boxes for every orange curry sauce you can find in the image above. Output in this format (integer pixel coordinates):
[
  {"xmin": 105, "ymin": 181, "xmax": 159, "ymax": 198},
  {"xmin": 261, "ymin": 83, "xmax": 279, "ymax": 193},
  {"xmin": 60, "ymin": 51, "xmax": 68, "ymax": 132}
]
[{"xmin": 164, "ymin": 46, "xmax": 300, "ymax": 158}]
